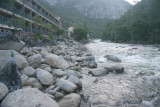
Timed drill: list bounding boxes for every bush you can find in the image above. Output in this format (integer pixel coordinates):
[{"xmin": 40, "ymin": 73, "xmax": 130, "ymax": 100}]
[{"xmin": 72, "ymin": 28, "xmax": 87, "ymax": 41}]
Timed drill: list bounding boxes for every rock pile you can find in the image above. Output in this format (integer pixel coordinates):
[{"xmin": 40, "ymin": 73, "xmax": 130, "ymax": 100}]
[{"xmin": 0, "ymin": 37, "xmax": 97, "ymax": 107}]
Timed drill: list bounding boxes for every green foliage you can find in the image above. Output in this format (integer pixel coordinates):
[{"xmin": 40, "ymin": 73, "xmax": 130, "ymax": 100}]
[
  {"xmin": 102, "ymin": 0, "xmax": 160, "ymax": 44},
  {"xmin": 33, "ymin": 32, "xmax": 44, "ymax": 40},
  {"xmin": 10, "ymin": 52, "xmax": 14, "ymax": 57},
  {"xmin": 72, "ymin": 28, "xmax": 87, "ymax": 41},
  {"xmin": 55, "ymin": 28, "xmax": 65, "ymax": 36},
  {"xmin": 33, "ymin": 15, "xmax": 42, "ymax": 24},
  {"xmin": 11, "ymin": 17, "xmax": 26, "ymax": 30},
  {"xmin": 48, "ymin": 34, "xmax": 54, "ymax": 40}
]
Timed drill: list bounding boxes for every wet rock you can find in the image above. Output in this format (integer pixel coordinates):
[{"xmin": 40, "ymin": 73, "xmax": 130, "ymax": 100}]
[
  {"xmin": 29, "ymin": 78, "xmax": 42, "ymax": 90},
  {"xmin": 36, "ymin": 68, "xmax": 54, "ymax": 85},
  {"xmin": 91, "ymin": 68, "xmax": 108, "ymax": 76},
  {"xmin": 23, "ymin": 66, "xmax": 36, "ymax": 77},
  {"xmin": 27, "ymin": 54, "xmax": 42, "ymax": 68},
  {"xmin": 45, "ymin": 54, "xmax": 69, "ymax": 70},
  {"xmin": 32, "ymin": 47, "xmax": 41, "ymax": 51},
  {"xmin": 20, "ymin": 74, "xmax": 32, "ymax": 86},
  {"xmin": 21, "ymin": 47, "xmax": 30, "ymax": 55},
  {"xmin": 105, "ymin": 64, "xmax": 124, "ymax": 73},
  {"xmin": 58, "ymin": 93, "xmax": 81, "ymax": 107},
  {"xmin": 52, "ymin": 69, "xmax": 67, "ymax": 77},
  {"xmin": 39, "ymin": 64, "xmax": 52, "ymax": 72},
  {"xmin": 14, "ymin": 54, "xmax": 29, "ymax": 69},
  {"xmin": 55, "ymin": 92, "xmax": 64, "ymax": 99},
  {"xmin": 0, "ymin": 33, "xmax": 25, "ymax": 52},
  {"xmin": 45, "ymin": 93, "xmax": 55, "ymax": 100},
  {"xmin": 1, "ymin": 88, "xmax": 59, "ymax": 107},
  {"xmin": 45, "ymin": 85, "xmax": 56, "ymax": 93},
  {"xmin": 76, "ymin": 57, "xmax": 84, "ymax": 62},
  {"xmin": 83, "ymin": 56, "xmax": 97, "ymax": 68},
  {"xmin": 56, "ymin": 79, "xmax": 77, "ymax": 93},
  {"xmin": 40, "ymin": 50, "xmax": 50, "ymax": 58},
  {"xmin": 48, "ymin": 86, "xmax": 61, "ymax": 95},
  {"xmin": 75, "ymin": 71, "xmax": 83, "ymax": 78},
  {"xmin": 0, "ymin": 57, "xmax": 21, "ymax": 92},
  {"xmin": 105, "ymin": 55, "xmax": 121, "ymax": 62},
  {"xmin": 0, "ymin": 82, "xmax": 9, "ymax": 101},
  {"xmin": 68, "ymin": 75, "xmax": 82, "ymax": 88},
  {"xmin": 64, "ymin": 70, "xmax": 77, "ymax": 77}
]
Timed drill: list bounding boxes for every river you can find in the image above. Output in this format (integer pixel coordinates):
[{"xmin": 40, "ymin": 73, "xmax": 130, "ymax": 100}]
[{"xmin": 80, "ymin": 39, "xmax": 160, "ymax": 107}]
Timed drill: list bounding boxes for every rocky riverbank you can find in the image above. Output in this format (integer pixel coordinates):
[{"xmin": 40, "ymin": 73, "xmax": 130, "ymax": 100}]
[
  {"xmin": 1, "ymin": 33, "xmax": 160, "ymax": 107},
  {"xmin": 0, "ymin": 33, "xmax": 98, "ymax": 107}
]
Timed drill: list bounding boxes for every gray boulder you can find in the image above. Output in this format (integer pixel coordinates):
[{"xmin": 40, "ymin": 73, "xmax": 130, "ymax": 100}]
[
  {"xmin": 0, "ymin": 57, "xmax": 21, "ymax": 92},
  {"xmin": 83, "ymin": 56, "xmax": 97, "ymax": 68},
  {"xmin": 52, "ymin": 69, "xmax": 67, "ymax": 77},
  {"xmin": 1, "ymin": 88, "xmax": 59, "ymax": 107},
  {"xmin": 56, "ymin": 79, "xmax": 77, "ymax": 93},
  {"xmin": 14, "ymin": 54, "xmax": 29, "ymax": 69},
  {"xmin": 58, "ymin": 93, "xmax": 81, "ymax": 107},
  {"xmin": 0, "ymin": 33, "xmax": 25, "ymax": 52},
  {"xmin": 0, "ymin": 82, "xmax": 9, "ymax": 101},
  {"xmin": 23, "ymin": 66, "xmax": 36, "ymax": 77},
  {"xmin": 105, "ymin": 55, "xmax": 121, "ymax": 62},
  {"xmin": 91, "ymin": 68, "xmax": 108, "ymax": 76},
  {"xmin": 39, "ymin": 64, "xmax": 52, "ymax": 72},
  {"xmin": 21, "ymin": 47, "xmax": 30, "ymax": 55},
  {"xmin": 68, "ymin": 75, "xmax": 82, "ymax": 88},
  {"xmin": 29, "ymin": 78, "xmax": 42, "ymax": 90},
  {"xmin": 45, "ymin": 54, "xmax": 69, "ymax": 70},
  {"xmin": 105, "ymin": 64, "xmax": 124, "ymax": 73},
  {"xmin": 55, "ymin": 92, "xmax": 64, "ymax": 99},
  {"xmin": 64, "ymin": 70, "xmax": 77, "ymax": 77},
  {"xmin": 0, "ymin": 50, "xmax": 28, "ymax": 70},
  {"xmin": 27, "ymin": 54, "xmax": 42, "ymax": 68},
  {"xmin": 36, "ymin": 68, "xmax": 54, "ymax": 85}
]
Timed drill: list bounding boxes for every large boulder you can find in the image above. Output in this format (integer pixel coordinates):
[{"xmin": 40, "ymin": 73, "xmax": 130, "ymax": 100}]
[
  {"xmin": 0, "ymin": 57, "xmax": 21, "ymax": 92},
  {"xmin": 58, "ymin": 93, "xmax": 81, "ymax": 107},
  {"xmin": 52, "ymin": 69, "xmax": 67, "ymax": 77},
  {"xmin": 90, "ymin": 68, "xmax": 108, "ymax": 76},
  {"xmin": 68, "ymin": 75, "xmax": 82, "ymax": 88},
  {"xmin": 45, "ymin": 54, "xmax": 69, "ymax": 70},
  {"xmin": 23, "ymin": 66, "xmax": 36, "ymax": 77},
  {"xmin": 105, "ymin": 55, "xmax": 121, "ymax": 62},
  {"xmin": 1, "ymin": 88, "xmax": 59, "ymax": 107},
  {"xmin": 105, "ymin": 64, "xmax": 124, "ymax": 73},
  {"xmin": 83, "ymin": 56, "xmax": 97, "ymax": 68},
  {"xmin": 56, "ymin": 79, "xmax": 77, "ymax": 93},
  {"xmin": 36, "ymin": 68, "xmax": 54, "ymax": 85},
  {"xmin": 27, "ymin": 54, "xmax": 42, "ymax": 68},
  {"xmin": 64, "ymin": 70, "xmax": 77, "ymax": 77},
  {"xmin": 0, "ymin": 50, "xmax": 28, "ymax": 70},
  {"xmin": 0, "ymin": 82, "xmax": 9, "ymax": 101},
  {"xmin": 14, "ymin": 54, "xmax": 29, "ymax": 69},
  {"xmin": 0, "ymin": 32, "xmax": 25, "ymax": 52}
]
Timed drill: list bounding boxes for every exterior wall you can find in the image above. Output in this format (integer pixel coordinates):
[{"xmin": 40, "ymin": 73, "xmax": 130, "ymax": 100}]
[{"xmin": 0, "ymin": 0, "xmax": 68, "ymax": 35}]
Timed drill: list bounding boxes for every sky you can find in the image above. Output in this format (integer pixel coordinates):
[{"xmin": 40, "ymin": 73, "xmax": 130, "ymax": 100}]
[{"xmin": 125, "ymin": 0, "xmax": 141, "ymax": 5}]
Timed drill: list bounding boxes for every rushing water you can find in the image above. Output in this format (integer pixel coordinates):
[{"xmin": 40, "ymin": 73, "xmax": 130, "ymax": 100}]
[{"xmin": 80, "ymin": 39, "xmax": 160, "ymax": 107}]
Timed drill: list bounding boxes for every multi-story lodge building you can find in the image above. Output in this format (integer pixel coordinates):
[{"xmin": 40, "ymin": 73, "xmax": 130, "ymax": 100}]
[{"xmin": 0, "ymin": 0, "xmax": 68, "ymax": 35}]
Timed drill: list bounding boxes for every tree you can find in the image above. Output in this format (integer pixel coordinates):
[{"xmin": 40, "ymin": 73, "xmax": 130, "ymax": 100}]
[
  {"xmin": 72, "ymin": 28, "xmax": 87, "ymax": 41},
  {"xmin": 55, "ymin": 28, "xmax": 65, "ymax": 36}
]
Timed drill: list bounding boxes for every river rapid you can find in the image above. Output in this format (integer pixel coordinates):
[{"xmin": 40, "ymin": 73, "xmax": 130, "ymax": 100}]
[{"xmin": 80, "ymin": 39, "xmax": 160, "ymax": 107}]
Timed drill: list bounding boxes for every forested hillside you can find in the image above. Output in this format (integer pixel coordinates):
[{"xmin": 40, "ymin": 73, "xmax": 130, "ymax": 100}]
[{"xmin": 102, "ymin": 0, "xmax": 160, "ymax": 44}]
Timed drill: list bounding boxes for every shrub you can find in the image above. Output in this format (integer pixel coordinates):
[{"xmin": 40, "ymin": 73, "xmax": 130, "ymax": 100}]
[{"xmin": 72, "ymin": 28, "xmax": 87, "ymax": 41}]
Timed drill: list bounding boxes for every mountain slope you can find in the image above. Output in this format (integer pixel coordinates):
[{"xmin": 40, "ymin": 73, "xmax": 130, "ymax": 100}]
[
  {"xmin": 37, "ymin": 0, "xmax": 131, "ymax": 36},
  {"xmin": 102, "ymin": 0, "xmax": 160, "ymax": 44}
]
